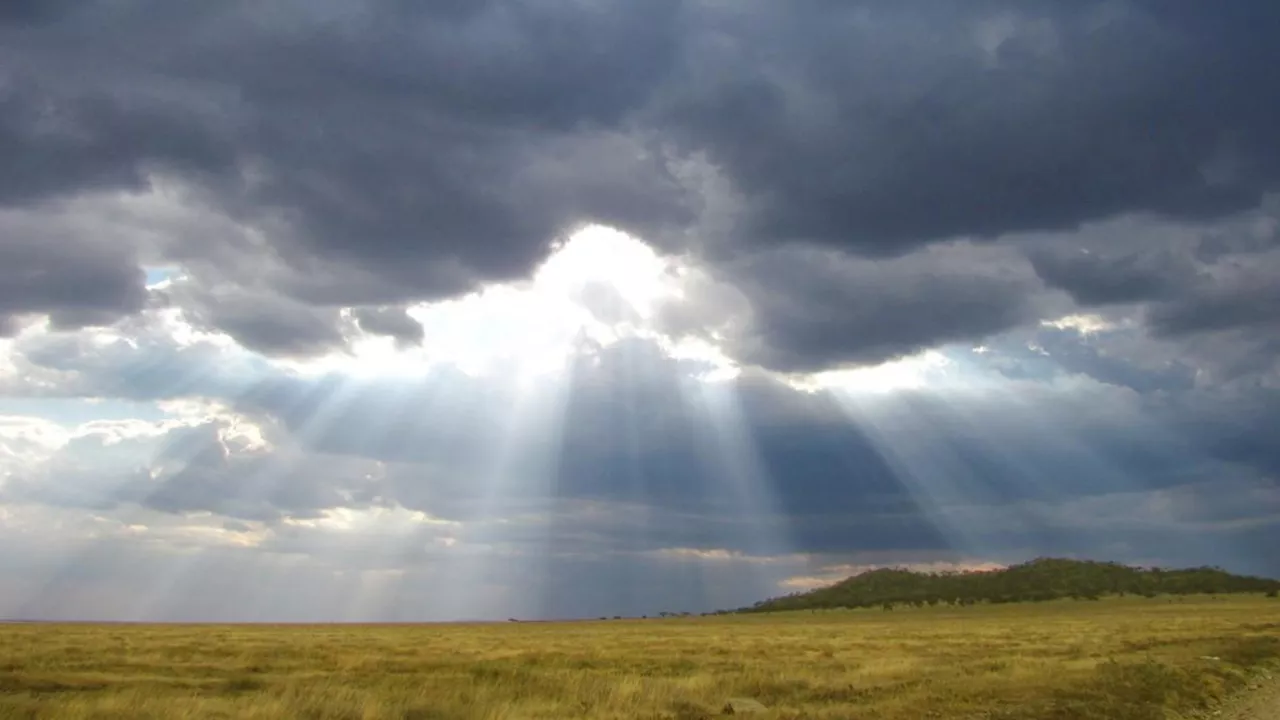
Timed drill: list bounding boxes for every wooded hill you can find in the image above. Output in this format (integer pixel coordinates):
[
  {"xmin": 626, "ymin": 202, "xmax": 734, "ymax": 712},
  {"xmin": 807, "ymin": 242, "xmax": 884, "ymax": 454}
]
[{"xmin": 737, "ymin": 558, "xmax": 1280, "ymax": 613}]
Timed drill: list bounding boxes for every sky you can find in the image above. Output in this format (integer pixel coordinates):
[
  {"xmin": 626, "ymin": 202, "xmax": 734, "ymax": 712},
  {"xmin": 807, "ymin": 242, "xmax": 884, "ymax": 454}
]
[{"xmin": 2, "ymin": 0, "xmax": 1279, "ymax": 622}]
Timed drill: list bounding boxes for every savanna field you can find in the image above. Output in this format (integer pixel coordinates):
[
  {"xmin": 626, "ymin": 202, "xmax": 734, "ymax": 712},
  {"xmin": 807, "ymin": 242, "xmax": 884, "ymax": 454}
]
[{"xmin": 2, "ymin": 595, "xmax": 1278, "ymax": 720}]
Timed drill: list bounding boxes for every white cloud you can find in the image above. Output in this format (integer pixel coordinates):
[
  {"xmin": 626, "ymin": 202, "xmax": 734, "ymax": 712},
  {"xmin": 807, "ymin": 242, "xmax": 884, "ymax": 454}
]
[{"xmin": 652, "ymin": 547, "xmax": 807, "ymax": 564}]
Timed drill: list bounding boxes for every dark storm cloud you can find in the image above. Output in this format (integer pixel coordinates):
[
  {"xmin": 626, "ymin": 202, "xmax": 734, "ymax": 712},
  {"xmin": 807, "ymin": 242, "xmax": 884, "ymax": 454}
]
[
  {"xmin": 659, "ymin": 0, "xmax": 1280, "ymax": 255},
  {"xmin": 0, "ymin": 0, "xmax": 78, "ymax": 24},
  {"xmin": 661, "ymin": 244, "xmax": 1050, "ymax": 373},
  {"xmin": 1164, "ymin": 387, "xmax": 1280, "ymax": 482},
  {"xmin": 1, "ymin": 0, "xmax": 692, "ymax": 311},
  {"xmin": 189, "ymin": 302, "xmax": 346, "ymax": 359},
  {"xmin": 1118, "ymin": 243, "xmax": 1280, "ymax": 380},
  {"xmin": 1027, "ymin": 246, "xmax": 1203, "ymax": 306},
  {"xmin": 1147, "ymin": 273, "xmax": 1280, "ymax": 337},
  {"xmin": 1000, "ymin": 204, "xmax": 1280, "ymax": 386},
  {"xmin": 352, "ymin": 307, "xmax": 424, "ymax": 348},
  {"xmin": 0, "ymin": 69, "xmax": 238, "ymax": 207},
  {"xmin": 157, "ymin": 282, "xmax": 353, "ymax": 357},
  {"xmin": 0, "ymin": 235, "xmax": 147, "ymax": 333},
  {"xmin": 5, "ymin": 0, "xmax": 1280, "ymax": 331},
  {"xmin": 1193, "ymin": 200, "xmax": 1280, "ymax": 262}
]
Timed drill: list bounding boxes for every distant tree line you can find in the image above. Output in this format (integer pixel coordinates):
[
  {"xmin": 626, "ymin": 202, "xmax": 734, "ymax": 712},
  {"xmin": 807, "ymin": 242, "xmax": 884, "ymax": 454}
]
[{"xmin": 733, "ymin": 558, "xmax": 1280, "ymax": 614}]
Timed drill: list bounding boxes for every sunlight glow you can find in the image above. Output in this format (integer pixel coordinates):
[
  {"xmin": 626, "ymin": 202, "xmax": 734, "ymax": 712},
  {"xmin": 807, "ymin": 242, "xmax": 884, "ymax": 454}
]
[
  {"xmin": 653, "ymin": 548, "xmax": 800, "ymax": 564},
  {"xmin": 1041, "ymin": 313, "xmax": 1118, "ymax": 334},
  {"xmin": 662, "ymin": 335, "xmax": 742, "ymax": 382},
  {"xmin": 314, "ymin": 225, "xmax": 686, "ymax": 381},
  {"xmin": 281, "ymin": 506, "xmax": 457, "ymax": 532},
  {"xmin": 796, "ymin": 350, "xmax": 953, "ymax": 394},
  {"xmin": 535, "ymin": 225, "xmax": 681, "ymax": 322}
]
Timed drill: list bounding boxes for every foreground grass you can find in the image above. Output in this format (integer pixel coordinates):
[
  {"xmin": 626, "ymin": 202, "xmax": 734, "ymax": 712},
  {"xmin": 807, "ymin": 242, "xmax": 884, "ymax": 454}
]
[{"xmin": 2, "ymin": 595, "xmax": 1278, "ymax": 719}]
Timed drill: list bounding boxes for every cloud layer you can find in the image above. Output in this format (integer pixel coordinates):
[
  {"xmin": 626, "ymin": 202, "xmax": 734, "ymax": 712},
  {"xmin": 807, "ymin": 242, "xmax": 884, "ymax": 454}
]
[{"xmin": 1, "ymin": 0, "xmax": 1278, "ymax": 620}]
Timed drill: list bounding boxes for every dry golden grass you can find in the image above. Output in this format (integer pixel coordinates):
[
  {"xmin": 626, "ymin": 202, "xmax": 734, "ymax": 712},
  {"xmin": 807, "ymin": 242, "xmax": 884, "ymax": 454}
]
[{"xmin": 2, "ymin": 595, "xmax": 1278, "ymax": 719}]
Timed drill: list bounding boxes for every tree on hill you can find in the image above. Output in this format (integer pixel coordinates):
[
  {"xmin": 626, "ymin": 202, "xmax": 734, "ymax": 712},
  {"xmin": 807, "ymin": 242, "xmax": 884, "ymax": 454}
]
[{"xmin": 734, "ymin": 558, "xmax": 1280, "ymax": 614}]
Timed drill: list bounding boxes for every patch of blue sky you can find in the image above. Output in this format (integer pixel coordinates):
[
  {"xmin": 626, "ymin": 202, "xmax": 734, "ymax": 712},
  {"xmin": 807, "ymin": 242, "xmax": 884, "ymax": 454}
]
[
  {"xmin": 0, "ymin": 397, "xmax": 169, "ymax": 426},
  {"xmin": 144, "ymin": 266, "xmax": 182, "ymax": 288}
]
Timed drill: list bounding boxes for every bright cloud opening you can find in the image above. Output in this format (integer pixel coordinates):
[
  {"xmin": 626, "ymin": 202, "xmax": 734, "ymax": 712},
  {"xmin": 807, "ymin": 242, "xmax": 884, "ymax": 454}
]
[
  {"xmin": 330, "ymin": 225, "xmax": 686, "ymax": 380},
  {"xmin": 1041, "ymin": 314, "xmax": 1119, "ymax": 335},
  {"xmin": 535, "ymin": 224, "xmax": 680, "ymax": 322},
  {"xmin": 795, "ymin": 350, "xmax": 954, "ymax": 395}
]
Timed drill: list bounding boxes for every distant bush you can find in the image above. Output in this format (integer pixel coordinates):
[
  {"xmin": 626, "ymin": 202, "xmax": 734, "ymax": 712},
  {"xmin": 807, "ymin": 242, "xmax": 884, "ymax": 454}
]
[{"xmin": 734, "ymin": 558, "xmax": 1280, "ymax": 614}]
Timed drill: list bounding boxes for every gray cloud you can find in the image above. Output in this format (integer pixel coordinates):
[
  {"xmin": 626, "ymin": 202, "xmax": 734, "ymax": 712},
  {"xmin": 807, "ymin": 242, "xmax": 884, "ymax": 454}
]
[
  {"xmin": 659, "ymin": 0, "xmax": 1280, "ymax": 256},
  {"xmin": 7, "ymin": 321, "xmax": 1264, "ymax": 504},
  {"xmin": 1028, "ymin": 246, "xmax": 1203, "ymax": 306},
  {"xmin": 352, "ymin": 306, "xmax": 424, "ymax": 348},
  {"xmin": 4, "ymin": 1, "xmax": 1280, "ymax": 325},
  {"xmin": 1148, "ymin": 271, "xmax": 1280, "ymax": 338},
  {"xmin": 3, "ymin": 1, "xmax": 1280, "ymax": 621},
  {"xmin": 159, "ymin": 281, "xmax": 353, "ymax": 358},
  {"xmin": 1024, "ymin": 326, "xmax": 1196, "ymax": 395},
  {"xmin": 140, "ymin": 425, "xmax": 385, "ymax": 523},
  {"xmin": 47, "ymin": 335, "xmax": 1246, "ymax": 541},
  {"xmin": 1126, "ymin": 246, "xmax": 1280, "ymax": 381},
  {"xmin": 663, "ymin": 243, "xmax": 1050, "ymax": 373},
  {"xmin": 0, "ymin": 0, "xmax": 79, "ymax": 25},
  {"xmin": 0, "ymin": 229, "xmax": 147, "ymax": 333},
  {"xmin": 1, "ymin": 0, "xmax": 692, "ymax": 311},
  {"xmin": 0, "ymin": 411, "xmax": 388, "ymax": 524}
]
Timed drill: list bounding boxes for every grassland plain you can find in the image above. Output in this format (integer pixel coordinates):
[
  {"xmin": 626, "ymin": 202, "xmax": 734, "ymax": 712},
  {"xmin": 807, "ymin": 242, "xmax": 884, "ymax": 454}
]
[{"xmin": 1, "ymin": 595, "xmax": 1278, "ymax": 720}]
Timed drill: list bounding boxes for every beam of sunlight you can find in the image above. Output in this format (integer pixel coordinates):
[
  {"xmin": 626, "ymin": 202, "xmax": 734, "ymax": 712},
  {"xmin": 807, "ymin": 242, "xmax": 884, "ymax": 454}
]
[
  {"xmin": 827, "ymin": 389, "xmax": 1001, "ymax": 556},
  {"xmin": 819, "ymin": 347, "xmax": 1221, "ymax": 562},
  {"xmin": 275, "ymin": 507, "xmax": 456, "ymax": 622},
  {"xmin": 3, "ymin": 322, "xmax": 276, "ymax": 620},
  {"xmin": 675, "ymin": 376, "xmax": 796, "ymax": 604},
  {"xmin": 794, "ymin": 350, "xmax": 954, "ymax": 395},
  {"xmin": 912, "ymin": 373, "xmax": 1240, "ymax": 561},
  {"xmin": 123, "ymin": 373, "xmax": 383, "ymax": 620},
  {"xmin": 814, "ymin": 350, "xmax": 1036, "ymax": 556},
  {"xmin": 7, "ymin": 222, "xmax": 741, "ymax": 621},
  {"xmin": 427, "ymin": 354, "xmax": 577, "ymax": 621}
]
